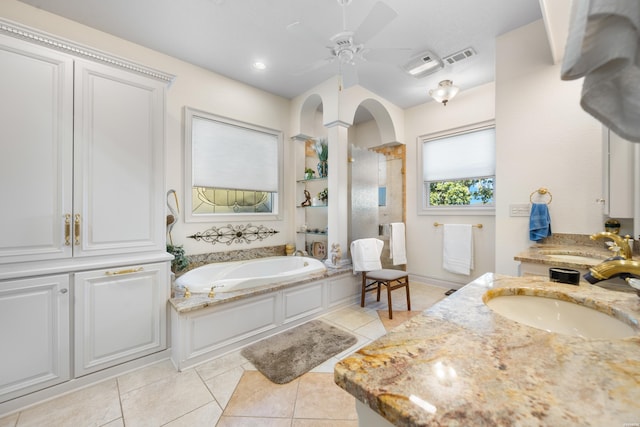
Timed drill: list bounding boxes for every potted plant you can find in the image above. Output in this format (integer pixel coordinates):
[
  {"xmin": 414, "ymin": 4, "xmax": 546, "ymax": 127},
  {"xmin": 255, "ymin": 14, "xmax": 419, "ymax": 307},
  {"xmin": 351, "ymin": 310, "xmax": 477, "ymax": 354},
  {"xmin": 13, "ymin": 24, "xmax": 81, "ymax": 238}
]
[
  {"xmin": 167, "ymin": 244, "xmax": 189, "ymax": 273},
  {"xmin": 304, "ymin": 167, "xmax": 315, "ymax": 180},
  {"xmin": 318, "ymin": 188, "xmax": 328, "ymax": 204},
  {"xmin": 314, "ymin": 138, "xmax": 328, "ymax": 177}
]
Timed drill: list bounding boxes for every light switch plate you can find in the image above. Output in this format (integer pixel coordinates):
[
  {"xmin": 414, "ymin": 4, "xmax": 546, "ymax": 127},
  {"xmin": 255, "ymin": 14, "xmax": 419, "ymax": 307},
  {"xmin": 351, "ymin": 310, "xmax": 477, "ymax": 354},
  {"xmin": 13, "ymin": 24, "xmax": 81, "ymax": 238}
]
[{"xmin": 509, "ymin": 203, "xmax": 530, "ymax": 217}]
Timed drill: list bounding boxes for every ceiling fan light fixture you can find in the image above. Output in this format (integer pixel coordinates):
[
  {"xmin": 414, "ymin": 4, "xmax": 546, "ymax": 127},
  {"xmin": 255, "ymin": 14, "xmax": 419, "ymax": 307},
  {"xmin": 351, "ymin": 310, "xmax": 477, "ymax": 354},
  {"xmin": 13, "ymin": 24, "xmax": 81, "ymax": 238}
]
[{"xmin": 429, "ymin": 80, "xmax": 459, "ymax": 106}]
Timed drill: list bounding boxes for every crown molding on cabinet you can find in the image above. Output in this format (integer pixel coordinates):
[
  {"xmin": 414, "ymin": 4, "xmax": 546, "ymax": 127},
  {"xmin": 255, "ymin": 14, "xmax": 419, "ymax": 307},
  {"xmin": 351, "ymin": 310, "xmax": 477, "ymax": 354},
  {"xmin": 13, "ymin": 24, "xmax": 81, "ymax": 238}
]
[{"xmin": 0, "ymin": 18, "xmax": 176, "ymax": 84}]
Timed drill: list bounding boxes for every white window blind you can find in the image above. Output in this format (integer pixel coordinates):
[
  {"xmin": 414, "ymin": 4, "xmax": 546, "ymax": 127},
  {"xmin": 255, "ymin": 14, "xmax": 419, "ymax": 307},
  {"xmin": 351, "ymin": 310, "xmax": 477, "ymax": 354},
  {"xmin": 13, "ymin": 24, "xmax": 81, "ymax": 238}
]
[
  {"xmin": 192, "ymin": 116, "xmax": 278, "ymax": 192},
  {"xmin": 423, "ymin": 127, "xmax": 495, "ymax": 181}
]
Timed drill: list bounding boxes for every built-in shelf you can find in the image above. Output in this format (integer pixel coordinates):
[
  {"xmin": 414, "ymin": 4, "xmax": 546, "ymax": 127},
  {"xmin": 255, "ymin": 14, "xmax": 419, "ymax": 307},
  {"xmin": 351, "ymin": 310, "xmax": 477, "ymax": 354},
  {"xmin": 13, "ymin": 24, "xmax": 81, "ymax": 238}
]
[
  {"xmin": 296, "ymin": 177, "xmax": 328, "ymax": 183},
  {"xmin": 296, "ymin": 231, "xmax": 328, "ymax": 236}
]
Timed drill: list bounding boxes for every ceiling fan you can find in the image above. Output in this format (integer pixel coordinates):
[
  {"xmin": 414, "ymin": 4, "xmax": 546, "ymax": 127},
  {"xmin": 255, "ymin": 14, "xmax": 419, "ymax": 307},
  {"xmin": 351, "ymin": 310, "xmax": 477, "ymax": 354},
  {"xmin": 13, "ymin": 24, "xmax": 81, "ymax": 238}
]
[{"xmin": 290, "ymin": 0, "xmax": 408, "ymax": 89}]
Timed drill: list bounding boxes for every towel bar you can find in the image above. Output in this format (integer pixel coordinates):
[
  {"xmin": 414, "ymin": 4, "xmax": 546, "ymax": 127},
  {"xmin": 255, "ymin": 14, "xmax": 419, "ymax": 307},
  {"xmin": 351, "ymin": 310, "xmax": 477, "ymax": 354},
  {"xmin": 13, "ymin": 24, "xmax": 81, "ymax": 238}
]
[{"xmin": 434, "ymin": 222, "xmax": 483, "ymax": 228}]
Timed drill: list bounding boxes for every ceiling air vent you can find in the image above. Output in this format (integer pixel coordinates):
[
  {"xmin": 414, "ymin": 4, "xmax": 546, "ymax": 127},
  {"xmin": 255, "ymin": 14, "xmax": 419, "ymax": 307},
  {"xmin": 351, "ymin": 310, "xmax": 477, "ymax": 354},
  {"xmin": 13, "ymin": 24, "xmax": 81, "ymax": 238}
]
[
  {"xmin": 443, "ymin": 47, "xmax": 476, "ymax": 65},
  {"xmin": 402, "ymin": 51, "xmax": 443, "ymax": 79}
]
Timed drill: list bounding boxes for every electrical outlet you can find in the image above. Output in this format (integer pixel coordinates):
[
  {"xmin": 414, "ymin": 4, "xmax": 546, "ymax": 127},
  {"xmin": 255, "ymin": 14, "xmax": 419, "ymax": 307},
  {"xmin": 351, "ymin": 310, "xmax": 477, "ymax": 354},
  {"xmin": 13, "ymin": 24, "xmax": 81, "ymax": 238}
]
[{"xmin": 509, "ymin": 203, "xmax": 530, "ymax": 217}]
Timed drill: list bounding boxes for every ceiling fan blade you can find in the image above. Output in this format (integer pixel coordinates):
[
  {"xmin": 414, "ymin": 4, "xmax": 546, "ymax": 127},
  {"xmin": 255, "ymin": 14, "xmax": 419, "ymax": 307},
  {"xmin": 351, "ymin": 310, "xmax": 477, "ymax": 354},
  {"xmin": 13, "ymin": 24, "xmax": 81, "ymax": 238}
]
[
  {"xmin": 353, "ymin": 1, "xmax": 398, "ymax": 44},
  {"xmin": 286, "ymin": 20, "xmax": 331, "ymax": 49},
  {"xmin": 363, "ymin": 47, "xmax": 412, "ymax": 64},
  {"xmin": 340, "ymin": 62, "xmax": 359, "ymax": 88},
  {"xmin": 291, "ymin": 56, "xmax": 335, "ymax": 76}
]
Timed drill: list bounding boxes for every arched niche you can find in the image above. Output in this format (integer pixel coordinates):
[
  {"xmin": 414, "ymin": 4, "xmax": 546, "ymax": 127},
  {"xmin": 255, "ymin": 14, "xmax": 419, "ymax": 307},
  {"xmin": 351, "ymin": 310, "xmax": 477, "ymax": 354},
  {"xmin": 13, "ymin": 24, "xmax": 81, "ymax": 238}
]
[
  {"xmin": 353, "ymin": 98, "xmax": 399, "ymax": 144},
  {"xmin": 298, "ymin": 93, "xmax": 325, "ymax": 137}
]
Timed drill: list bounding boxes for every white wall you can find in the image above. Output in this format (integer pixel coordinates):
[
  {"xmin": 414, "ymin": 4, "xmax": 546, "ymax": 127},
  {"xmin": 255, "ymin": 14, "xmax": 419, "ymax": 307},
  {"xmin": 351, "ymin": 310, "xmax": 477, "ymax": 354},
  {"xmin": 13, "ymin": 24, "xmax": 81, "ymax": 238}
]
[
  {"xmin": 405, "ymin": 84, "xmax": 497, "ymax": 285},
  {"xmin": 0, "ymin": 0, "xmax": 293, "ymax": 256},
  {"xmin": 495, "ymin": 20, "xmax": 603, "ymax": 276}
]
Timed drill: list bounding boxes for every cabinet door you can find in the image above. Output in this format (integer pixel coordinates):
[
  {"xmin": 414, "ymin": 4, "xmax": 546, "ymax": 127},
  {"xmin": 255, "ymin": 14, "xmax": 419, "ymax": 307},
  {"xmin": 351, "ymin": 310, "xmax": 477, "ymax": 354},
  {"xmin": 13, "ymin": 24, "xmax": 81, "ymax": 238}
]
[
  {"xmin": 74, "ymin": 262, "xmax": 169, "ymax": 376},
  {"xmin": 0, "ymin": 275, "xmax": 70, "ymax": 403},
  {"xmin": 73, "ymin": 60, "xmax": 166, "ymax": 257},
  {"xmin": 0, "ymin": 35, "xmax": 73, "ymax": 264}
]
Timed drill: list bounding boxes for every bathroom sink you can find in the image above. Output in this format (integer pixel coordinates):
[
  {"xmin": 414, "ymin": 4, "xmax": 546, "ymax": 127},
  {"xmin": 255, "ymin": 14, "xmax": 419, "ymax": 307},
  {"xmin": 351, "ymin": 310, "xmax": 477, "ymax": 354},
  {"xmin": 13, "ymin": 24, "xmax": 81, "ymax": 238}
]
[
  {"xmin": 537, "ymin": 250, "xmax": 605, "ymax": 265},
  {"xmin": 545, "ymin": 254, "xmax": 604, "ymax": 264},
  {"xmin": 484, "ymin": 291, "xmax": 637, "ymax": 339}
]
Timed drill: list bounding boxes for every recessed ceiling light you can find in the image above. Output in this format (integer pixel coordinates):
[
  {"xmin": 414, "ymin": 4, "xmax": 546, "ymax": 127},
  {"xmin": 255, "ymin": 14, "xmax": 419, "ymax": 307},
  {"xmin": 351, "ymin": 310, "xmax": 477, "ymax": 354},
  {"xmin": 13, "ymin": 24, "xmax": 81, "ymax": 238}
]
[{"xmin": 252, "ymin": 62, "xmax": 266, "ymax": 70}]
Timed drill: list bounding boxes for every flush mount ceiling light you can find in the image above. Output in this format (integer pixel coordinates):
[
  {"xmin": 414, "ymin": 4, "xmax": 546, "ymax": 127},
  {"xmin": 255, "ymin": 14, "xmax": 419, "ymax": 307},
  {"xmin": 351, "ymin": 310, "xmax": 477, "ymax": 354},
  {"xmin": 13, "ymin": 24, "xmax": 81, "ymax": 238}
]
[
  {"xmin": 252, "ymin": 61, "xmax": 266, "ymax": 70},
  {"xmin": 429, "ymin": 80, "xmax": 459, "ymax": 106}
]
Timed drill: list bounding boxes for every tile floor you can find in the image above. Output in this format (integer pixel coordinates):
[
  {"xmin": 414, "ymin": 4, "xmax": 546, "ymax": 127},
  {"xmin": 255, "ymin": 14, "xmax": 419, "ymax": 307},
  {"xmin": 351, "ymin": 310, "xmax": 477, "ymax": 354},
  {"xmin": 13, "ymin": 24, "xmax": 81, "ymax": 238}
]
[{"xmin": 0, "ymin": 282, "xmax": 449, "ymax": 427}]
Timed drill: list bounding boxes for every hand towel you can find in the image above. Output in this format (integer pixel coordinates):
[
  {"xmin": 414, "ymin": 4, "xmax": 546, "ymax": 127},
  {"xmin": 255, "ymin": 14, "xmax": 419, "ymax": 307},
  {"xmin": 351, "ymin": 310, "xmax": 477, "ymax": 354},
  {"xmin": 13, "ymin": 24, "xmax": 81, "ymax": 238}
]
[
  {"xmin": 442, "ymin": 224, "xmax": 474, "ymax": 276},
  {"xmin": 561, "ymin": 0, "xmax": 640, "ymax": 142},
  {"xmin": 350, "ymin": 238, "xmax": 383, "ymax": 273},
  {"xmin": 529, "ymin": 203, "xmax": 552, "ymax": 241},
  {"xmin": 389, "ymin": 222, "xmax": 407, "ymax": 266}
]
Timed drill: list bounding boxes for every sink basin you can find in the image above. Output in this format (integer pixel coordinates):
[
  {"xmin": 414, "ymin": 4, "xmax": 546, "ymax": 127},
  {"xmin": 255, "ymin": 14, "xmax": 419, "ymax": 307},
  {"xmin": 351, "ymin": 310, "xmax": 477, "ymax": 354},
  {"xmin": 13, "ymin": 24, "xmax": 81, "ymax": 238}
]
[
  {"xmin": 545, "ymin": 254, "xmax": 603, "ymax": 264},
  {"xmin": 537, "ymin": 250, "xmax": 605, "ymax": 265},
  {"xmin": 484, "ymin": 291, "xmax": 637, "ymax": 339}
]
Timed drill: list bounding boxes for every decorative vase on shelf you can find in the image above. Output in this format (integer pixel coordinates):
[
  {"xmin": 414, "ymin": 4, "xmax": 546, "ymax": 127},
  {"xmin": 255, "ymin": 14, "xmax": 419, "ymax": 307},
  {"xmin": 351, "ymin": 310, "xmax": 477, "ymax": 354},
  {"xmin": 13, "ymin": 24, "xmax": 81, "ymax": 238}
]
[{"xmin": 317, "ymin": 160, "xmax": 328, "ymax": 178}]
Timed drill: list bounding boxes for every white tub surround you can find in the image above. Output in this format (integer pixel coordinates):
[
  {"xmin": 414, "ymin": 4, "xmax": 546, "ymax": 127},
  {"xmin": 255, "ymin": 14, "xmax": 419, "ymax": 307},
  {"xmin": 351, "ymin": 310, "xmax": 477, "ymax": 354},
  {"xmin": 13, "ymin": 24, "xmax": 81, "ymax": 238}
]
[
  {"xmin": 335, "ymin": 274, "xmax": 640, "ymax": 426},
  {"xmin": 175, "ymin": 256, "xmax": 326, "ymax": 294},
  {"xmin": 170, "ymin": 267, "xmax": 359, "ymax": 370}
]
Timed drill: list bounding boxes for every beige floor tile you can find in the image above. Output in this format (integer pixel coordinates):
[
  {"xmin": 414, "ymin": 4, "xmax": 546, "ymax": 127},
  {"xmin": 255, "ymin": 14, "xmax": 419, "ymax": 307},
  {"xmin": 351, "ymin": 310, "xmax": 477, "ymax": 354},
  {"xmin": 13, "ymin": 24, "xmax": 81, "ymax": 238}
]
[
  {"xmin": 293, "ymin": 373, "xmax": 357, "ymax": 420},
  {"xmin": 216, "ymin": 416, "xmax": 291, "ymax": 427},
  {"xmin": 203, "ymin": 366, "xmax": 245, "ymax": 408},
  {"xmin": 120, "ymin": 370, "xmax": 213, "ymax": 427},
  {"xmin": 354, "ymin": 318, "xmax": 387, "ymax": 340},
  {"xmin": 195, "ymin": 351, "xmax": 248, "ymax": 381},
  {"xmin": 223, "ymin": 371, "xmax": 298, "ymax": 418},
  {"xmin": 0, "ymin": 412, "xmax": 18, "ymax": 427},
  {"xmin": 377, "ymin": 310, "xmax": 423, "ymax": 331},
  {"xmin": 117, "ymin": 359, "xmax": 179, "ymax": 394},
  {"xmin": 16, "ymin": 379, "xmax": 121, "ymax": 427},
  {"xmin": 292, "ymin": 420, "xmax": 358, "ymax": 427},
  {"xmin": 322, "ymin": 307, "xmax": 378, "ymax": 331},
  {"xmin": 163, "ymin": 402, "xmax": 222, "ymax": 427},
  {"xmin": 309, "ymin": 355, "xmax": 340, "ymax": 373},
  {"xmin": 101, "ymin": 418, "xmax": 124, "ymax": 427}
]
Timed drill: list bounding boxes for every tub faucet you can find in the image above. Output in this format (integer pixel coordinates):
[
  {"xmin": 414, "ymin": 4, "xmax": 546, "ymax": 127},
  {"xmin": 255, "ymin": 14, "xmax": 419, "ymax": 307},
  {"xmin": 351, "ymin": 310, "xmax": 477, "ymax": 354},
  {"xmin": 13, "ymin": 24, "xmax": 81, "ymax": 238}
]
[
  {"xmin": 583, "ymin": 258, "xmax": 640, "ymax": 285},
  {"xmin": 590, "ymin": 232, "xmax": 633, "ymax": 260},
  {"xmin": 293, "ymin": 250, "xmax": 307, "ymax": 256}
]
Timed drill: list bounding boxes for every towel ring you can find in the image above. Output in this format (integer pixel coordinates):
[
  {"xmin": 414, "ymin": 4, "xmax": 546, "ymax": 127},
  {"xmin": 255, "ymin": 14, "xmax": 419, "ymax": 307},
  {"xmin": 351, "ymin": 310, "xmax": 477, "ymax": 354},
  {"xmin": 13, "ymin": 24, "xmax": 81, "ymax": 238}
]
[{"xmin": 529, "ymin": 188, "xmax": 552, "ymax": 204}]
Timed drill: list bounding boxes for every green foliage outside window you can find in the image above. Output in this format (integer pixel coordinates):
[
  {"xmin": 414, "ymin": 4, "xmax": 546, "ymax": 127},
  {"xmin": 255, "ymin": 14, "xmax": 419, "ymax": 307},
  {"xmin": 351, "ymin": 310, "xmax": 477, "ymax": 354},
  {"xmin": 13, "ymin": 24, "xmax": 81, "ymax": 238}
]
[{"xmin": 428, "ymin": 178, "xmax": 494, "ymax": 206}]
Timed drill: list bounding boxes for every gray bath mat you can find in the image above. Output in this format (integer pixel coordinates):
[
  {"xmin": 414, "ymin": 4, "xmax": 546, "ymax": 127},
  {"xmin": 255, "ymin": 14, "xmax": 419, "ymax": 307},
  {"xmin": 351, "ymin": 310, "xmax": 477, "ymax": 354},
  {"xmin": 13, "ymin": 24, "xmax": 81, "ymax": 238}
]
[{"xmin": 241, "ymin": 320, "xmax": 357, "ymax": 384}]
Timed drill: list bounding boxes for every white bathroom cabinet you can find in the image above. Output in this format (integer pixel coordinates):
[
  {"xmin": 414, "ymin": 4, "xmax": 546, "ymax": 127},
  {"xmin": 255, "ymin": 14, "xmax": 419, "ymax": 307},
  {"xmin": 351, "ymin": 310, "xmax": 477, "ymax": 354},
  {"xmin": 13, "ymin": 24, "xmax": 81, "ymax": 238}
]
[
  {"xmin": 0, "ymin": 25, "xmax": 172, "ymax": 411},
  {"xmin": 0, "ymin": 35, "xmax": 165, "ymax": 264},
  {"xmin": 74, "ymin": 263, "xmax": 169, "ymax": 376},
  {"xmin": 0, "ymin": 275, "xmax": 70, "ymax": 403}
]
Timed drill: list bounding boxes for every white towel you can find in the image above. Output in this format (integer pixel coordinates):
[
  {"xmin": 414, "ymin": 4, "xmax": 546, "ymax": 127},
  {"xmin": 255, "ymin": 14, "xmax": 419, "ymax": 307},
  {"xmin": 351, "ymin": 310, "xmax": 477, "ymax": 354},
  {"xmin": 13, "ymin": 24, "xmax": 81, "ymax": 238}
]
[
  {"xmin": 389, "ymin": 222, "xmax": 407, "ymax": 266},
  {"xmin": 561, "ymin": 0, "xmax": 640, "ymax": 142},
  {"xmin": 442, "ymin": 224, "xmax": 474, "ymax": 276},
  {"xmin": 350, "ymin": 238, "xmax": 383, "ymax": 273}
]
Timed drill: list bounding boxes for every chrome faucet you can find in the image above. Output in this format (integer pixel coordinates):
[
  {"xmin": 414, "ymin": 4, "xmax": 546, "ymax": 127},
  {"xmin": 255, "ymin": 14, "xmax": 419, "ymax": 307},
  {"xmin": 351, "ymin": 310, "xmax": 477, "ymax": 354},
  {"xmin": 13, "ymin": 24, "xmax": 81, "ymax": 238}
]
[
  {"xmin": 293, "ymin": 250, "xmax": 307, "ymax": 256},
  {"xmin": 590, "ymin": 231, "xmax": 633, "ymax": 260}
]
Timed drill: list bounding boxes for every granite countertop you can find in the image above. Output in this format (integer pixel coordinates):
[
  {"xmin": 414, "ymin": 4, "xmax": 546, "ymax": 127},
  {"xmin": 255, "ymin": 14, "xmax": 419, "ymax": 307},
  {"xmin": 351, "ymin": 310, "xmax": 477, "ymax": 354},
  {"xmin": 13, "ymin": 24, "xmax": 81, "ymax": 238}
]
[{"xmin": 334, "ymin": 273, "xmax": 640, "ymax": 426}]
